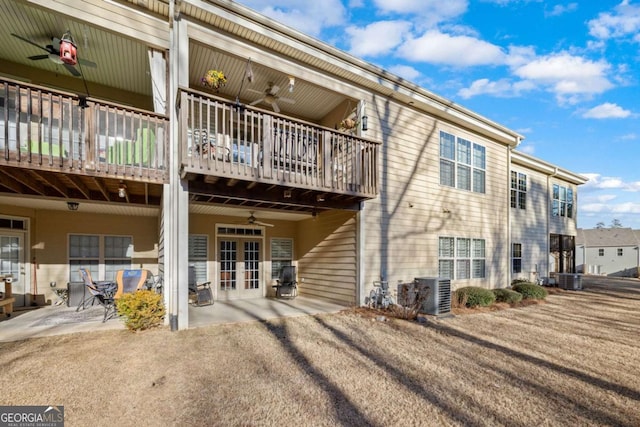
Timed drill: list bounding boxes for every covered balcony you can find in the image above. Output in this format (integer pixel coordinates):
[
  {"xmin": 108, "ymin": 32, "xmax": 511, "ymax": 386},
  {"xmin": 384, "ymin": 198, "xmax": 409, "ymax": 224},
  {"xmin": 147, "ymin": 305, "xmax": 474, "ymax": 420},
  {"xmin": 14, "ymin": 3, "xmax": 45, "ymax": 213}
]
[
  {"xmin": 179, "ymin": 88, "xmax": 379, "ymax": 210},
  {"xmin": 0, "ymin": 78, "xmax": 167, "ymax": 204}
]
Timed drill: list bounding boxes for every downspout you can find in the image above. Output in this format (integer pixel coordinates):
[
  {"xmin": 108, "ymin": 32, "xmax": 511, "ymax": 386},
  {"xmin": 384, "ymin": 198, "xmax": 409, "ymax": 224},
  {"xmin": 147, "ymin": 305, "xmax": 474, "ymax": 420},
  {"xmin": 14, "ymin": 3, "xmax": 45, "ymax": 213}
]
[
  {"xmin": 507, "ymin": 136, "xmax": 521, "ymax": 287},
  {"xmin": 356, "ymin": 99, "xmax": 367, "ymax": 306},
  {"xmin": 547, "ymin": 167, "xmax": 559, "ymax": 279},
  {"xmin": 507, "ymin": 147, "xmax": 512, "ymax": 287},
  {"xmin": 168, "ymin": 0, "xmax": 179, "ymax": 330}
]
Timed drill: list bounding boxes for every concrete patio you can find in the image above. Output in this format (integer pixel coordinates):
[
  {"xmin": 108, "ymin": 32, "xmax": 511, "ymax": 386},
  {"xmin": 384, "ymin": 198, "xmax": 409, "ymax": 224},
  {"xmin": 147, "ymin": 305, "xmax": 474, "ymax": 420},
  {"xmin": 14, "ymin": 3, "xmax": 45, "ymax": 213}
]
[{"xmin": 0, "ymin": 296, "xmax": 349, "ymax": 342}]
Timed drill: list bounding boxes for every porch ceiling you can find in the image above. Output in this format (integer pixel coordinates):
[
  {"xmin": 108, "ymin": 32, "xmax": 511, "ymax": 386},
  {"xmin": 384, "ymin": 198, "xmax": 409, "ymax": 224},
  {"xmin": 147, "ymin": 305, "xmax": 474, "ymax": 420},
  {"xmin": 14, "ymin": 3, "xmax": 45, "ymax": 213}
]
[
  {"xmin": 0, "ymin": 191, "xmax": 312, "ymax": 222},
  {"xmin": 0, "ymin": 0, "xmax": 349, "ymax": 121}
]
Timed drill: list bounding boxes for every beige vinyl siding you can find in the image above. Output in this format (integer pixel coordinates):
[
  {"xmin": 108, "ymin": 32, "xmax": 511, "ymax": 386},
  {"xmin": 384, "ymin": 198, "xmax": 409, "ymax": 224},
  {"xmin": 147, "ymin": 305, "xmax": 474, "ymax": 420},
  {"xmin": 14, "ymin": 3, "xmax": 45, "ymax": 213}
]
[
  {"xmin": 30, "ymin": 209, "xmax": 158, "ymax": 303},
  {"xmin": 297, "ymin": 210, "xmax": 357, "ymax": 305},
  {"xmin": 362, "ymin": 97, "xmax": 510, "ymax": 299},
  {"xmin": 511, "ymin": 166, "xmax": 550, "ymax": 280}
]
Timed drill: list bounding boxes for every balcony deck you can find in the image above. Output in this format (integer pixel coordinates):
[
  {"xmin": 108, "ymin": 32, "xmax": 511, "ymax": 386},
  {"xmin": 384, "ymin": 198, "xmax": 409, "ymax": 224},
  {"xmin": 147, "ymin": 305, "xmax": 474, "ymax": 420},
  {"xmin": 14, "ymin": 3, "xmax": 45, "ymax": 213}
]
[
  {"xmin": 0, "ymin": 78, "xmax": 167, "ymax": 204},
  {"xmin": 179, "ymin": 88, "xmax": 379, "ymax": 209},
  {"xmin": 0, "ymin": 80, "xmax": 379, "ymax": 209}
]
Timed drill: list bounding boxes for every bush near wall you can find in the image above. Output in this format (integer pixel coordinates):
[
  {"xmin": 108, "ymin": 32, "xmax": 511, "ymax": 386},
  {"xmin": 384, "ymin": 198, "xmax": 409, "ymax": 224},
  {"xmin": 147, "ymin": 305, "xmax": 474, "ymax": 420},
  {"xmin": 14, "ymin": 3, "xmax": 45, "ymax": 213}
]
[
  {"xmin": 511, "ymin": 282, "xmax": 548, "ymax": 300},
  {"xmin": 493, "ymin": 288, "xmax": 523, "ymax": 304},
  {"xmin": 116, "ymin": 290, "xmax": 166, "ymax": 331},
  {"xmin": 454, "ymin": 286, "xmax": 496, "ymax": 308}
]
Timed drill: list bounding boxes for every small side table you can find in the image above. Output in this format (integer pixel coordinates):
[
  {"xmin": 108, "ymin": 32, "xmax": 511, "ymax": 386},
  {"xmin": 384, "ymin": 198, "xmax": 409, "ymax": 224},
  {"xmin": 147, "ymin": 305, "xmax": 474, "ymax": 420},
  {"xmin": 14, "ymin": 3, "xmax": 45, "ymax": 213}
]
[{"xmin": 52, "ymin": 288, "xmax": 69, "ymax": 306}]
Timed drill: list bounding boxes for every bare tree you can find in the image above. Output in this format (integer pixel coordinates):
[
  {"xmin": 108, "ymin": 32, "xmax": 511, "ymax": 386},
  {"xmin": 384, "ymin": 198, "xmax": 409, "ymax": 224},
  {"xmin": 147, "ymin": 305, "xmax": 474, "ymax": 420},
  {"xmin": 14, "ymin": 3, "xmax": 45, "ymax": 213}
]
[
  {"xmin": 595, "ymin": 222, "xmax": 605, "ymax": 229},
  {"xmin": 611, "ymin": 219, "xmax": 624, "ymax": 228}
]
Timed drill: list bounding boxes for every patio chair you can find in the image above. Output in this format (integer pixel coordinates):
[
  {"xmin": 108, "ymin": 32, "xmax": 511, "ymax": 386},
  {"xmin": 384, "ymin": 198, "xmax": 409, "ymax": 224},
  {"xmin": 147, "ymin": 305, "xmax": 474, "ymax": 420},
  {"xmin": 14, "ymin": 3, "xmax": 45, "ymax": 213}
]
[
  {"xmin": 114, "ymin": 269, "xmax": 151, "ymax": 299},
  {"xmin": 273, "ymin": 265, "xmax": 297, "ymax": 299},
  {"xmin": 188, "ymin": 265, "xmax": 213, "ymax": 306},
  {"xmin": 76, "ymin": 268, "xmax": 118, "ymax": 322}
]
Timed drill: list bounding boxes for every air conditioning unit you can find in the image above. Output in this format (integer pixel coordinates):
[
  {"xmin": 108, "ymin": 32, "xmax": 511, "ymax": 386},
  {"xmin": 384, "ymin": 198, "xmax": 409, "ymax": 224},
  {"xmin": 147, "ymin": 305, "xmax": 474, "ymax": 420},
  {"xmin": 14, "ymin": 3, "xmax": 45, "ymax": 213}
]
[
  {"xmin": 397, "ymin": 277, "xmax": 451, "ymax": 315},
  {"xmin": 556, "ymin": 273, "xmax": 583, "ymax": 290}
]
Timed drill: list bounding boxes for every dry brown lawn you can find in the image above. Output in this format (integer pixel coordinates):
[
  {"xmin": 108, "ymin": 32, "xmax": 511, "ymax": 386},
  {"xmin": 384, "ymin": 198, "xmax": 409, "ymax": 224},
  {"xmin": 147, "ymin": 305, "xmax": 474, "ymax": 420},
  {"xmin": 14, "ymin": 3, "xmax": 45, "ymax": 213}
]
[{"xmin": 1, "ymin": 278, "xmax": 639, "ymax": 427}]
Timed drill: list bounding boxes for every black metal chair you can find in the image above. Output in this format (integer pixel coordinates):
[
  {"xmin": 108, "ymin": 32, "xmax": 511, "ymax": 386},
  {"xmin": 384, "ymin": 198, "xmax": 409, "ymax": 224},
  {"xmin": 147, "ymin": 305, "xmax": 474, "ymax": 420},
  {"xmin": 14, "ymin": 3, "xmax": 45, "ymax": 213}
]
[
  {"xmin": 188, "ymin": 266, "xmax": 213, "ymax": 306},
  {"xmin": 76, "ymin": 268, "xmax": 118, "ymax": 322},
  {"xmin": 273, "ymin": 265, "xmax": 297, "ymax": 299}
]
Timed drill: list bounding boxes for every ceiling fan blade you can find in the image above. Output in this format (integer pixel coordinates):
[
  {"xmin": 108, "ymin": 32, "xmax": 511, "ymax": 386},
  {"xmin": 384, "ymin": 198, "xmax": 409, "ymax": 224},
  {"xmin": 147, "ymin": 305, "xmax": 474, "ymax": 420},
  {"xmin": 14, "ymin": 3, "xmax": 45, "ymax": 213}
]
[
  {"xmin": 28, "ymin": 54, "xmax": 50, "ymax": 61},
  {"xmin": 63, "ymin": 63, "xmax": 81, "ymax": 77},
  {"xmin": 78, "ymin": 57, "xmax": 97, "ymax": 68},
  {"xmin": 11, "ymin": 33, "xmax": 48, "ymax": 51},
  {"xmin": 272, "ymin": 102, "xmax": 280, "ymax": 113},
  {"xmin": 247, "ymin": 88, "xmax": 264, "ymax": 94},
  {"xmin": 250, "ymin": 98, "xmax": 265, "ymax": 106},
  {"xmin": 255, "ymin": 221, "xmax": 275, "ymax": 227},
  {"xmin": 278, "ymin": 97, "xmax": 296, "ymax": 104}
]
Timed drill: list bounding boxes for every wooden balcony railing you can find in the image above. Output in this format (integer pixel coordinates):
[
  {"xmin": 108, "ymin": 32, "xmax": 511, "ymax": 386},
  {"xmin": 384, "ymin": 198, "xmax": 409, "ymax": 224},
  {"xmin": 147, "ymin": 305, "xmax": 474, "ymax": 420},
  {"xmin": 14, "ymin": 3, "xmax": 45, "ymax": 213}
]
[
  {"xmin": 179, "ymin": 88, "xmax": 379, "ymax": 198},
  {"xmin": 0, "ymin": 78, "xmax": 168, "ymax": 183}
]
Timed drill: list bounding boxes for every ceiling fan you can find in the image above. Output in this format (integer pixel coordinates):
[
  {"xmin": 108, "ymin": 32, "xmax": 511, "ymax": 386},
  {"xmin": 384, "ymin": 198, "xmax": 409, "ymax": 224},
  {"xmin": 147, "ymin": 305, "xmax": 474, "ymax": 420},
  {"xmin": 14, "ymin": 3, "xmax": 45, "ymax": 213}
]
[
  {"xmin": 246, "ymin": 211, "xmax": 274, "ymax": 227},
  {"xmin": 248, "ymin": 82, "xmax": 295, "ymax": 113},
  {"xmin": 11, "ymin": 32, "xmax": 97, "ymax": 77}
]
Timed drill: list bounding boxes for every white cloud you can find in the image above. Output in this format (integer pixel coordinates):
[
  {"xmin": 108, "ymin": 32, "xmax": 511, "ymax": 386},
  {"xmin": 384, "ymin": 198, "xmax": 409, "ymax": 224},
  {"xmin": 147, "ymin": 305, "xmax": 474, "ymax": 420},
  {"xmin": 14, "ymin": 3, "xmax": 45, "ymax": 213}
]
[
  {"xmin": 580, "ymin": 173, "xmax": 640, "ymax": 192},
  {"xmin": 518, "ymin": 144, "xmax": 535, "ymax": 155},
  {"xmin": 458, "ymin": 77, "xmax": 536, "ymax": 98},
  {"xmin": 512, "ymin": 53, "xmax": 613, "ymax": 104},
  {"xmin": 372, "ymin": 0, "xmax": 468, "ymax": 26},
  {"xmin": 388, "ymin": 64, "xmax": 422, "ymax": 81},
  {"xmin": 582, "ymin": 102, "xmax": 632, "ymax": 119},
  {"xmin": 581, "ymin": 201, "xmax": 640, "ymax": 214},
  {"xmin": 238, "ymin": 0, "xmax": 347, "ymax": 36},
  {"xmin": 397, "ymin": 31, "xmax": 506, "ymax": 66},
  {"xmin": 588, "ymin": 0, "xmax": 640, "ymax": 41},
  {"xmin": 545, "ymin": 3, "xmax": 578, "ymax": 17},
  {"xmin": 346, "ymin": 21, "xmax": 412, "ymax": 57}
]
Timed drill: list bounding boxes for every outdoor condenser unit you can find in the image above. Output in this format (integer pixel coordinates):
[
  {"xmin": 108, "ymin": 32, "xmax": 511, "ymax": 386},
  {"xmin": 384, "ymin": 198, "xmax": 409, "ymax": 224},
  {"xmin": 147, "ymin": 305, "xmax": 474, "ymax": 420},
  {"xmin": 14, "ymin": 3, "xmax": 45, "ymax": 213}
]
[
  {"xmin": 556, "ymin": 273, "xmax": 583, "ymax": 291},
  {"xmin": 413, "ymin": 277, "xmax": 452, "ymax": 315}
]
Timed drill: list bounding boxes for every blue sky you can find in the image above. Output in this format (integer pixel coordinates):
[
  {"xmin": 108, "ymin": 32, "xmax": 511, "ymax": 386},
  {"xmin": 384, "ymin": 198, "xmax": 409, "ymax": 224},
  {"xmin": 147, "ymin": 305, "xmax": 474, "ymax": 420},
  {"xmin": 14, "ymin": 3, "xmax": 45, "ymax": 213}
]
[{"xmin": 234, "ymin": 0, "xmax": 640, "ymax": 229}]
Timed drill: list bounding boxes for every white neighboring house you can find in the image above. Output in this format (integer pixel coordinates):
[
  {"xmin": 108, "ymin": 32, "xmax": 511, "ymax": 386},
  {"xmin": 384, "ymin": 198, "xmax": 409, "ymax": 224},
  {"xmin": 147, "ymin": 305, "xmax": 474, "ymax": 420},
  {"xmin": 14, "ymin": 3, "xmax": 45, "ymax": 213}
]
[
  {"xmin": 576, "ymin": 228, "xmax": 640, "ymax": 277},
  {"xmin": 510, "ymin": 151, "xmax": 588, "ymax": 284}
]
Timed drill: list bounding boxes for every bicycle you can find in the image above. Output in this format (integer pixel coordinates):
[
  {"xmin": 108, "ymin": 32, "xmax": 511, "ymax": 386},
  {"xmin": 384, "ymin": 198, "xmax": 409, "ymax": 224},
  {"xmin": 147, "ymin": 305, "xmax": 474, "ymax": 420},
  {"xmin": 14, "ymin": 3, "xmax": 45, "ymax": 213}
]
[{"xmin": 368, "ymin": 280, "xmax": 394, "ymax": 309}]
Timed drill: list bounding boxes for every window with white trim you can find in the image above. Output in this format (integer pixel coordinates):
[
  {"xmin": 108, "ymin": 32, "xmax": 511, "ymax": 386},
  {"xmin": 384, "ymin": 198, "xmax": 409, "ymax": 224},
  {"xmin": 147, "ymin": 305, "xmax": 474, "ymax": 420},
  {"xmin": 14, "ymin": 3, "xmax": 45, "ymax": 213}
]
[
  {"xmin": 617, "ymin": 248, "xmax": 623, "ymax": 256},
  {"xmin": 552, "ymin": 184, "xmax": 574, "ymax": 218},
  {"xmin": 271, "ymin": 238, "xmax": 293, "ymax": 279},
  {"xmin": 512, "ymin": 243, "xmax": 522, "ymax": 274},
  {"xmin": 511, "ymin": 171, "xmax": 527, "ymax": 209},
  {"xmin": 439, "ymin": 237, "xmax": 486, "ymax": 280},
  {"xmin": 598, "ymin": 248, "xmax": 604, "ymax": 256},
  {"xmin": 188, "ymin": 235, "xmax": 208, "ymax": 284},
  {"xmin": 69, "ymin": 234, "xmax": 132, "ymax": 282},
  {"xmin": 440, "ymin": 131, "xmax": 486, "ymax": 193}
]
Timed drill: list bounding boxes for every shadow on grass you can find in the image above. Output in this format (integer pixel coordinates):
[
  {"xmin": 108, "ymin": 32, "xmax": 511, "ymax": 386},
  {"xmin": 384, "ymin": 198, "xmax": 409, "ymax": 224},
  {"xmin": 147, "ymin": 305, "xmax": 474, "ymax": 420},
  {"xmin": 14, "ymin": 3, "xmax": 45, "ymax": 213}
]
[{"xmin": 218, "ymin": 300, "xmax": 376, "ymax": 426}]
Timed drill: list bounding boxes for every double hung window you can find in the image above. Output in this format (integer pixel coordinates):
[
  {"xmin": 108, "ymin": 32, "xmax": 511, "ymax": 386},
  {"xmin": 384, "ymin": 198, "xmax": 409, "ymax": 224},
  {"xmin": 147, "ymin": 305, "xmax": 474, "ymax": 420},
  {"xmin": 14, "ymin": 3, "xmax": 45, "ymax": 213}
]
[
  {"xmin": 440, "ymin": 131, "xmax": 486, "ymax": 193},
  {"xmin": 69, "ymin": 234, "xmax": 132, "ymax": 282},
  {"xmin": 439, "ymin": 237, "xmax": 486, "ymax": 280}
]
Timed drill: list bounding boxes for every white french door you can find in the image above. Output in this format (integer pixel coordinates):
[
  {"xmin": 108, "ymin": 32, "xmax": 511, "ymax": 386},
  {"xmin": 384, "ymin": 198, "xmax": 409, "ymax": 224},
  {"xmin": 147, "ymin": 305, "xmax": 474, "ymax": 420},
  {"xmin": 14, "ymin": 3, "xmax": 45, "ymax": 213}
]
[
  {"xmin": 218, "ymin": 238, "xmax": 262, "ymax": 300},
  {"xmin": 0, "ymin": 231, "xmax": 28, "ymax": 307}
]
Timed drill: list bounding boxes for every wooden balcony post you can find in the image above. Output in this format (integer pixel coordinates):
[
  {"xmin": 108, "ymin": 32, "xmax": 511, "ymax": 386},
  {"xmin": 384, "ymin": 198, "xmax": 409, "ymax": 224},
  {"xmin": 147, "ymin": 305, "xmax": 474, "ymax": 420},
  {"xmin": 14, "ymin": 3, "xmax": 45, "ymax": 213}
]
[
  {"xmin": 262, "ymin": 115, "xmax": 272, "ymax": 179},
  {"xmin": 323, "ymin": 131, "xmax": 332, "ymax": 188}
]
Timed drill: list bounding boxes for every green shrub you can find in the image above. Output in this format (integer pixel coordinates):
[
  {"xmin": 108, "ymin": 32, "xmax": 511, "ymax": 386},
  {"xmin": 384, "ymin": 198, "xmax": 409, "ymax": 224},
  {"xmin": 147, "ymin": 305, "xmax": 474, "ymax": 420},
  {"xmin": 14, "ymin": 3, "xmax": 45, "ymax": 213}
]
[
  {"xmin": 116, "ymin": 290, "xmax": 165, "ymax": 331},
  {"xmin": 512, "ymin": 283, "xmax": 548, "ymax": 300},
  {"xmin": 454, "ymin": 286, "xmax": 496, "ymax": 308},
  {"xmin": 493, "ymin": 288, "xmax": 523, "ymax": 304},
  {"xmin": 511, "ymin": 278, "xmax": 531, "ymax": 286}
]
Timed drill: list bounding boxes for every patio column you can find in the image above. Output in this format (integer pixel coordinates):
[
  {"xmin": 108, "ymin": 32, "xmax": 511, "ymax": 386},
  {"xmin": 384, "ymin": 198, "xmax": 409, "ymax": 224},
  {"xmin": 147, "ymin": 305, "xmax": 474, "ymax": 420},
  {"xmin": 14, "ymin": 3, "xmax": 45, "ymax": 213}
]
[{"xmin": 164, "ymin": 6, "xmax": 190, "ymax": 330}]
